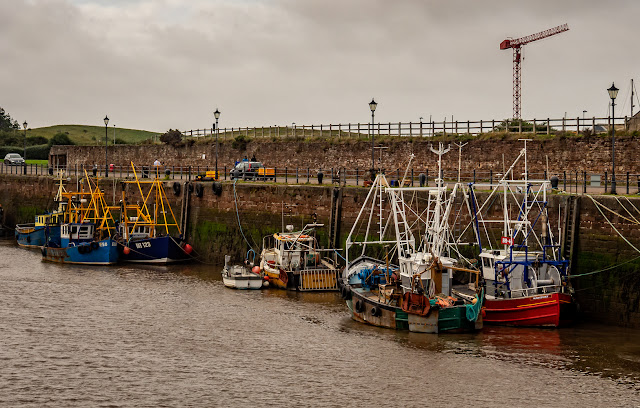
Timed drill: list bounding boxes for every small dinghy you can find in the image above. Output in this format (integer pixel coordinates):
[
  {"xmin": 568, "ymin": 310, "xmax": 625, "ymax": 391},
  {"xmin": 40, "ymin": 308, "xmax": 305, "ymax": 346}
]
[{"xmin": 221, "ymin": 254, "xmax": 266, "ymax": 290}]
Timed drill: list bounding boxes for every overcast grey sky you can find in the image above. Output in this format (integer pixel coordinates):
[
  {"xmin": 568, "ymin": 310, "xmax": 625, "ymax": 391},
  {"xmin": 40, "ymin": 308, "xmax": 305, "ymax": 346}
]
[{"xmin": 1, "ymin": 0, "xmax": 638, "ymax": 132}]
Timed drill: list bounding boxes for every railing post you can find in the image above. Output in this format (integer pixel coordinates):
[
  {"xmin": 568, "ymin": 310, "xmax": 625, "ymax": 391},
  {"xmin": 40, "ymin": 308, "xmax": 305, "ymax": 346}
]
[
  {"xmin": 563, "ymin": 171, "xmax": 566, "ymax": 190},
  {"xmin": 547, "ymin": 118, "xmax": 550, "ymax": 135},
  {"xmin": 627, "ymin": 171, "xmax": 630, "ymax": 194},
  {"xmin": 307, "ymin": 167, "xmax": 310, "ymax": 183}
]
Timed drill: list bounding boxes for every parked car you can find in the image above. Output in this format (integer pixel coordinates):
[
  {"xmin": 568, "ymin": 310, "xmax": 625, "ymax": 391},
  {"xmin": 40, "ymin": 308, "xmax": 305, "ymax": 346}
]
[
  {"xmin": 3, "ymin": 153, "xmax": 25, "ymax": 165},
  {"xmin": 230, "ymin": 161, "xmax": 264, "ymax": 180}
]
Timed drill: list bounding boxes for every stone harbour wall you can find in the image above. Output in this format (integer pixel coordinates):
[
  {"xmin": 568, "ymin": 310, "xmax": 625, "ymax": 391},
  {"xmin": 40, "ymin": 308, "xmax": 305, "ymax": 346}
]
[{"xmin": 50, "ymin": 135, "xmax": 640, "ymax": 176}]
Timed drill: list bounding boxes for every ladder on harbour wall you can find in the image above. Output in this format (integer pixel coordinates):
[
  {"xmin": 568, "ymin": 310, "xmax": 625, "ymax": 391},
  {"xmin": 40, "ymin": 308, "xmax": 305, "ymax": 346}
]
[
  {"xmin": 561, "ymin": 196, "xmax": 580, "ymax": 273},
  {"xmin": 329, "ymin": 187, "xmax": 343, "ymax": 252}
]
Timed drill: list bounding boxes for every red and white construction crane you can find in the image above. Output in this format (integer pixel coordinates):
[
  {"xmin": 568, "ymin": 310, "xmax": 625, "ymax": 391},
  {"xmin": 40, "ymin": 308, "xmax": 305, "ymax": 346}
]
[{"xmin": 500, "ymin": 23, "xmax": 569, "ymax": 119}]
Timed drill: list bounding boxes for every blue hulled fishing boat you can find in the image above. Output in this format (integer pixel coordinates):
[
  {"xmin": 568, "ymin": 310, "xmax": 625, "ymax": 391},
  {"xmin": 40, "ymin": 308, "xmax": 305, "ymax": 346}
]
[
  {"xmin": 42, "ymin": 173, "xmax": 119, "ymax": 265},
  {"xmin": 16, "ymin": 174, "xmax": 67, "ymax": 248},
  {"xmin": 115, "ymin": 164, "xmax": 192, "ymax": 264}
]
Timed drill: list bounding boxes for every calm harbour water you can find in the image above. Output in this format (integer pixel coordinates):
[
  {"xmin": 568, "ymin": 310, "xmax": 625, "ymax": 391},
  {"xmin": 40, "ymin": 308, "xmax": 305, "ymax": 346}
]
[{"xmin": 1, "ymin": 241, "xmax": 639, "ymax": 407}]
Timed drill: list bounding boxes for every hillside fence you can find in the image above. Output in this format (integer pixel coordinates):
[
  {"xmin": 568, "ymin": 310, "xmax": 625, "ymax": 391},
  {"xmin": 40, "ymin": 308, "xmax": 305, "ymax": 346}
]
[{"xmin": 179, "ymin": 116, "xmax": 635, "ymax": 140}]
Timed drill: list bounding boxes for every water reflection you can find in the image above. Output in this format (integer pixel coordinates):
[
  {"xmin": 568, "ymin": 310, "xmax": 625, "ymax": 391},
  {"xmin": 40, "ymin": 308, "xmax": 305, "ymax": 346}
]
[
  {"xmin": 2, "ymin": 241, "xmax": 639, "ymax": 407},
  {"xmin": 169, "ymin": 259, "xmax": 640, "ymax": 388}
]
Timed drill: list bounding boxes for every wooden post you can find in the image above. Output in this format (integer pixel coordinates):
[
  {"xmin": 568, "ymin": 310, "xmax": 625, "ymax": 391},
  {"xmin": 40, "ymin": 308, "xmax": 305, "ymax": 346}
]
[{"xmin": 547, "ymin": 118, "xmax": 550, "ymax": 135}]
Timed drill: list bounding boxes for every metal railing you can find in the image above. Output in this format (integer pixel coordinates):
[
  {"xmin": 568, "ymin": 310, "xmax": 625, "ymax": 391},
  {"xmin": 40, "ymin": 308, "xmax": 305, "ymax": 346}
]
[
  {"xmin": 3, "ymin": 163, "xmax": 640, "ymax": 196},
  {"xmin": 181, "ymin": 116, "xmax": 634, "ymax": 139}
]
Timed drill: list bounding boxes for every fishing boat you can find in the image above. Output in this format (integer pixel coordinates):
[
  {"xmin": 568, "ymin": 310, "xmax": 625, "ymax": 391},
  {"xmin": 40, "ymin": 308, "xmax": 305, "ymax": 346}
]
[
  {"xmin": 466, "ymin": 140, "xmax": 576, "ymax": 327},
  {"xmin": 259, "ymin": 223, "xmax": 339, "ymax": 291},
  {"xmin": 114, "ymin": 164, "xmax": 192, "ymax": 264},
  {"xmin": 42, "ymin": 173, "xmax": 119, "ymax": 265},
  {"xmin": 15, "ymin": 174, "xmax": 67, "ymax": 248},
  {"xmin": 340, "ymin": 150, "xmax": 483, "ymax": 333},
  {"xmin": 221, "ymin": 254, "xmax": 266, "ymax": 290}
]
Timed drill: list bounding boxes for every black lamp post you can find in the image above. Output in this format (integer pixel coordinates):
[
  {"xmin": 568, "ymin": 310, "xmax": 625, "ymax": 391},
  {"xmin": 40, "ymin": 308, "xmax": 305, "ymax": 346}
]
[
  {"xmin": 104, "ymin": 115, "xmax": 109, "ymax": 177},
  {"xmin": 22, "ymin": 121, "xmax": 27, "ymax": 175},
  {"xmin": 214, "ymin": 108, "xmax": 220, "ymax": 180},
  {"xmin": 608, "ymin": 83, "xmax": 619, "ymax": 194},
  {"xmin": 369, "ymin": 98, "xmax": 377, "ymax": 173}
]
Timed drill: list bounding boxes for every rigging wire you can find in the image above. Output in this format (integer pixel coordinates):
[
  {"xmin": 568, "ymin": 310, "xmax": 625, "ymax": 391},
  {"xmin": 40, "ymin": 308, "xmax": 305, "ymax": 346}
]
[{"xmin": 233, "ymin": 180, "xmax": 257, "ymax": 253}]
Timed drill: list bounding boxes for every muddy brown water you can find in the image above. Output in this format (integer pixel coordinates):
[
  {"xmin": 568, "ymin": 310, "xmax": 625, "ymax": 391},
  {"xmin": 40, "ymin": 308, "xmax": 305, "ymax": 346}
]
[{"xmin": 1, "ymin": 241, "xmax": 639, "ymax": 407}]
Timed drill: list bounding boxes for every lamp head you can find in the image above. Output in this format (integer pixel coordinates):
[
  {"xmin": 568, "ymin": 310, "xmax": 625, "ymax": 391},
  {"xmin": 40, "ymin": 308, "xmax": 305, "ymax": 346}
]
[
  {"xmin": 104, "ymin": 115, "xmax": 109, "ymax": 126},
  {"xmin": 214, "ymin": 109, "xmax": 220, "ymax": 120},
  {"xmin": 369, "ymin": 98, "xmax": 377, "ymax": 113},
  {"xmin": 608, "ymin": 83, "xmax": 619, "ymax": 100},
  {"xmin": 23, "ymin": 121, "xmax": 27, "ymax": 130}
]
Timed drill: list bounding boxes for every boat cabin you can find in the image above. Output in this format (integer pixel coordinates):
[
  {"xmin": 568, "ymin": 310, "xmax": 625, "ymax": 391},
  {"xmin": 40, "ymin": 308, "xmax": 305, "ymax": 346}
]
[
  {"xmin": 60, "ymin": 222, "xmax": 96, "ymax": 246},
  {"xmin": 261, "ymin": 232, "xmax": 319, "ymax": 270}
]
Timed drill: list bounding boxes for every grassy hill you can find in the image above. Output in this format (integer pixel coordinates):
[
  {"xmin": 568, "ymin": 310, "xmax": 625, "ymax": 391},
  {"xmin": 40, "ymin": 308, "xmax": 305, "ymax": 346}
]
[{"xmin": 26, "ymin": 125, "xmax": 159, "ymax": 145}]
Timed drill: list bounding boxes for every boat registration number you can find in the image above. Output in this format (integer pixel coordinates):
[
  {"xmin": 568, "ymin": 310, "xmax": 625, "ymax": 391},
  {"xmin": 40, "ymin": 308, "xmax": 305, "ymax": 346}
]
[
  {"xmin": 135, "ymin": 241, "xmax": 151, "ymax": 249},
  {"xmin": 501, "ymin": 236, "xmax": 514, "ymax": 245}
]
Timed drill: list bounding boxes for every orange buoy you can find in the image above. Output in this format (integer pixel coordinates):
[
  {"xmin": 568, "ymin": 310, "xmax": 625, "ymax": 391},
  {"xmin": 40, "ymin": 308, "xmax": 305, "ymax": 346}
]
[
  {"xmin": 184, "ymin": 244, "xmax": 193, "ymax": 254},
  {"xmin": 252, "ymin": 266, "xmax": 261, "ymax": 274},
  {"xmin": 123, "ymin": 247, "xmax": 130, "ymax": 255},
  {"xmin": 263, "ymin": 275, "xmax": 270, "ymax": 281}
]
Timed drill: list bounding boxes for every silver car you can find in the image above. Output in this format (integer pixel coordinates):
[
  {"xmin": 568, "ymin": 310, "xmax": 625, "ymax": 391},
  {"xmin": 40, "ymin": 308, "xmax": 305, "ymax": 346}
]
[{"xmin": 3, "ymin": 153, "xmax": 25, "ymax": 165}]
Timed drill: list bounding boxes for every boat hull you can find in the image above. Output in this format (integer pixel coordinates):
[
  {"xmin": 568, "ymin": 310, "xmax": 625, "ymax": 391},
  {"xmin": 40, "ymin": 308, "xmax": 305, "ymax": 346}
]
[
  {"xmin": 483, "ymin": 292, "xmax": 575, "ymax": 327},
  {"xmin": 16, "ymin": 225, "xmax": 61, "ymax": 248},
  {"xmin": 42, "ymin": 238, "xmax": 119, "ymax": 265},
  {"xmin": 222, "ymin": 275, "xmax": 264, "ymax": 290},
  {"xmin": 15, "ymin": 225, "xmax": 46, "ymax": 248},
  {"xmin": 262, "ymin": 264, "xmax": 288, "ymax": 289},
  {"xmin": 120, "ymin": 236, "xmax": 191, "ymax": 264},
  {"xmin": 347, "ymin": 287, "xmax": 482, "ymax": 333}
]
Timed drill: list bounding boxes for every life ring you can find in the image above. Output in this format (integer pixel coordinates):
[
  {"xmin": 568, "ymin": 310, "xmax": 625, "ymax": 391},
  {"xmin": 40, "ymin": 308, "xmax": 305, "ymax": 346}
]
[
  {"xmin": 188, "ymin": 183, "xmax": 194, "ymax": 193},
  {"xmin": 355, "ymin": 299, "xmax": 365, "ymax": 313},
  {"xmin": 195, "ymin": 183, "xmax": 204, "ymax": 197},
  {"xmin": 173, "ymin": 182, "xmax": 181, "ymax": 196},
  {"xmin": 90, "ymin": 241, "xmax": 99, "ymax": 250},
  {"xmin": 371, "ymin": 306, "xmax": 381, "ymax": 317}
]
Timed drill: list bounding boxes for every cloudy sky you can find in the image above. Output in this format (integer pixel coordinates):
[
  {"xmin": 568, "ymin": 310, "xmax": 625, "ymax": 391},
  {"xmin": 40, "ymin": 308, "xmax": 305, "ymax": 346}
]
[{"xmin": 1, "ymin": 0, "xmax": 639, "ymax": 132}]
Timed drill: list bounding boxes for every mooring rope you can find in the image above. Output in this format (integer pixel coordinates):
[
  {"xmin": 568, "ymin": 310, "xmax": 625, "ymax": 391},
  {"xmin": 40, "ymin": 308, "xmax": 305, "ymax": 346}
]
[
  {"xmin": 565, "ymin": 195, "xmax": 640, "ymax": 282},
  {"xmin": 587, "ymin": 194, "xmax": 640, "ymax": 254},
  {"xmin": 233, "ymin": 180, "xmax": 256, "ymax": 253}
]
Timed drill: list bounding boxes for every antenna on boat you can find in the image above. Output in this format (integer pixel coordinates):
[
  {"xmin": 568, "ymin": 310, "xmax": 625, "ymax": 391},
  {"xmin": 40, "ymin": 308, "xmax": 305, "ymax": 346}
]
[
  {"xmin": 429, "ymin": 142, "xmax": 451, "ymax": 188},
  {"xmin": 518, "ymin": 138, "xmax": 532, "ymax": 182},
  {"xmin": 452, "ymin": 142, "xmax": 468, "ymax": 182}
]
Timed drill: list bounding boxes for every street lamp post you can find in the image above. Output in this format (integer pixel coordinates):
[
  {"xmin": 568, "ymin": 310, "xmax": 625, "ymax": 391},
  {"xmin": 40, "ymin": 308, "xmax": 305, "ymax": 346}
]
[
  {"xmin": 104, "ymin": 115, "xmax": 109, "ymax": 177},
  {"xmin": 214, "ymin": 109, "xmax": 220, "ymax": 180},
  {"xmin": 369, "ymin": 98, "xmax": 377, "ymax": 174},
  {"xmin": 22, "ymin": 121, "xmax": 27, "ymax": 175},
  {"xmin": 608, "ymin": 83, "xmax": 619, "ymax": 194}
]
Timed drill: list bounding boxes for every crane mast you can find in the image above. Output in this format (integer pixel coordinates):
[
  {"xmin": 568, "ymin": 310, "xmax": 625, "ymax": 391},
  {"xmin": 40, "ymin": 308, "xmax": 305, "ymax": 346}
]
[{"xmin": 500, "ymin": 23, "xmax": 569, "ymax": 119}]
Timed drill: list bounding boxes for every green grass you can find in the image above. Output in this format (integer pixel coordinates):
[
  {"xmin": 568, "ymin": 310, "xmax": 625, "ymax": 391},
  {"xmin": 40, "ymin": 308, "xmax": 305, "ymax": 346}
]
[
  {"xmin": 27, "ymin": 125, "xmax": 159, "ymax": 146},
  {"xmin": 26, "ymin": 159, "xmax": 47, "ymax": 165}
]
